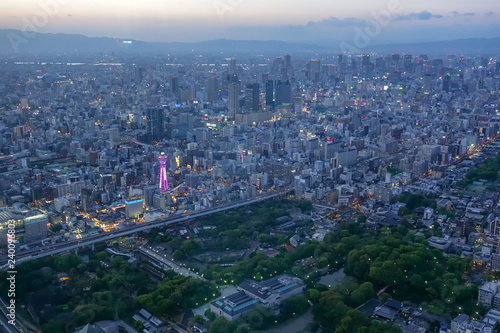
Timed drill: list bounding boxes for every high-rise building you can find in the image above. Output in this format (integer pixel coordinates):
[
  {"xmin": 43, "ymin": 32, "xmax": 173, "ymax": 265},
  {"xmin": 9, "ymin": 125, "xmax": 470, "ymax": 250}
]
[
  {"xmin": 89, "ymin": 150, "xmax": 99, "ymax": 165},
  {"xmin": 228, "ymin": 76, "xmax": 240, "ymax": 118},
  {"xmin": 125, "ymin": 199, "xmax": 144, "ymax": 219},
  {"xmin": 309, "ymin": 59, "xmax": 321, "ymax": 81},
  {"xmin": 275, "ymin": 80, "xmax": 292, "ymax": 106},
  {"xmin": 159, "ymin": 153, "xmax": 169, "ymax": 192},
  {"xmin": 283, "ymin": 54, "xmax": 291, "ymax": 69},
  {"xmin": 0, "ymin": 208, "xmax": 47, "ymax": 246},
  {"xmin": 229, "ymin": 58, "xmax": 237, "ymax": 74},
  {"xmin": 272, "ymin": 57, "xmax": 283, "ymax": 74},
  {"xmin": 185, "ymin": 173, "xmax": 200, "ymax": 188},
  {"xmin": 391, "ymin": 54, "xmax": 400, "ymax": 67},
  {"xmin": 443, "ymin": 74, "xmax": 451, "ymax": 92},
  {"xmin": 81, "ymin": 188, "xmax": 93, "ymax": 212},
  {"xmin": 362, "ymin": 54, "xmax": 370, "ymax": 67},
  {"xmin": 424, "ymin": 74, "xmax": 432, "ymax": 92},
  {"xmin": 244, "ymin": 83, "xmax": 260, "ymax": 113},
  {"xmin": 146, "ymin": 108, "xmax": 164, "ymax": 143},
  {"xmin": 135, "ymin": 66, "xmax": 145, "ymax": 83},
  {"xmin": 265, "ymin": 80, "xmax": 274, "ymax": 109},
  {"xmin": 403, "ymin": 54, "xmax": 412, "ymax": 71},
  {"xmin": 170, "ymin": 76, "xmax": 179, "ymax": 98},
  {"xmin": 207, "ymin": 77, "xmax": 218, "ymax": 103},
  {"xmin": 144, "ymin": 186, "xmax": 156, "ymax": 208},
  {"xmin": 419, "ymin": 54, "xmax": 428, "ymax": 62}
]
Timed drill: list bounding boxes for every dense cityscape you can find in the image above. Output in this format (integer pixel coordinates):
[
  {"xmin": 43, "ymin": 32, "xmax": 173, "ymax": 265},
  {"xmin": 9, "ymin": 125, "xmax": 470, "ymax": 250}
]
[{"xmin": 1, "ymin": 7, "xmax": 500, "ymax": 333}]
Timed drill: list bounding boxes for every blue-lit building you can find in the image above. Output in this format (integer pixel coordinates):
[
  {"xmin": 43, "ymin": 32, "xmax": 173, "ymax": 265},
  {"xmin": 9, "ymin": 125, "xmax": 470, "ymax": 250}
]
[
  {"xmin": 125, "ymin": 199, "xmax": 143, "ymax": 219},
  {"xmin": 210, "ymin": 275, "xmax": 303, "ymax": 321}
]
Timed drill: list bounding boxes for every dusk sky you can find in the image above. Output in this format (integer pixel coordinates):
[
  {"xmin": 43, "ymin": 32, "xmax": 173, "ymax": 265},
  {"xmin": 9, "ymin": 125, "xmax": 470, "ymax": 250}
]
[{"xmin": 1, "ymin": 0, "xmax": 500, "ymax": 45}]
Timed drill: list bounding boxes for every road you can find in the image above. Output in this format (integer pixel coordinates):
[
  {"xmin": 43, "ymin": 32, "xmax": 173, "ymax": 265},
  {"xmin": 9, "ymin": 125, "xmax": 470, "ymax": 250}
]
[
  {"xmin": 0, "ymin": 188, "xmax": 293, "ymax": 270},
  {"xmin": 0, "ymin": 311, "xmax": 17, "ymax": 333},
  {"xmin": 312, "ymin": 203, "xmax": 336, "ymax": 211},
  {"xmin": 0, "ymin": 296, "xmax": 32, "ymax": 333},
  {"xmin": 137, "ymin": 247, "xmax": 205, "ymax": 280}
]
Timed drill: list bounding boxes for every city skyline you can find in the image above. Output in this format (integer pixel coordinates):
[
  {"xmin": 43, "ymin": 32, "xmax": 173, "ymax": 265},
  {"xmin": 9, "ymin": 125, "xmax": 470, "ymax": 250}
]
[{"xmin": 0, "ymin": 0, "xmax": 500, "ymax": 44}]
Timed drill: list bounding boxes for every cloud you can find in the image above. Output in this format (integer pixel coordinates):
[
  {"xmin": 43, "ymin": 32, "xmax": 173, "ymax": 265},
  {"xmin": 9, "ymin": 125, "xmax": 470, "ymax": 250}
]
[
  {"xmin": 231, "ymin": 16, "xmax": 371, "ymax": 35},
  {"xmin": 395, "ymin": 11, "xmax": 443, "ymax": 21},
  {"xmin": 67, "ymin": 14, "xmax": 72, "ymax": 17},
  {"xmin": 314, "ymin": 17, "xmax": 370, "ymax": 28},
  {"xmin": 453, "ymin": 11, "xmax": 476, "ymax": 17},
  {"xmin": 485, "ymin": 11, "xmax": 495, "ymax": 17}
]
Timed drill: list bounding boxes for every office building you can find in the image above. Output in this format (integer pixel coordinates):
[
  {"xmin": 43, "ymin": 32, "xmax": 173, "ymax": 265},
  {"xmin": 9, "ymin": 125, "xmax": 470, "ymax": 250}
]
[
  {"xmin": 125, "ymin": 199, "xmax": 143, "ymax": 219},
  {"xmin": 228, "ymin": 77, "xmax": 240, "ymax": 118},
  {"xmin": 244, "ymin": 83, "xmax": 260, "ymax": 113},
  {"xmin": 146, "ymin": 108, "xmax": 164, "ymax": 143}
]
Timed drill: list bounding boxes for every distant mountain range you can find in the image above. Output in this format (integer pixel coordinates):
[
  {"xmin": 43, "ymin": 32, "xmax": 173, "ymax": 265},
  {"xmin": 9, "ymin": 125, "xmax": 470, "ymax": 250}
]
[{"xmin": 1, "ymin": 29, "xmax": 500, "ymax": 55}]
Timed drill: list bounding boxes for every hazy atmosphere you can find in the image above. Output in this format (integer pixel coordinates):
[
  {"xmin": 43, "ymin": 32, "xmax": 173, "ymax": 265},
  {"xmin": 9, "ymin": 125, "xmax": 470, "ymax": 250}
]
[{"xmin": 1, "ymin": 0, "xmax": 500, "ymax": 44}]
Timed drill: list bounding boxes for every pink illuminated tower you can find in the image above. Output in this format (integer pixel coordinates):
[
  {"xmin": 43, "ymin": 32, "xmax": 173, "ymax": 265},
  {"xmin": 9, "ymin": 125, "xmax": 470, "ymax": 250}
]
[{"xmin": 159, "ymin": 152, "xmax": 169, "ymax": 191}]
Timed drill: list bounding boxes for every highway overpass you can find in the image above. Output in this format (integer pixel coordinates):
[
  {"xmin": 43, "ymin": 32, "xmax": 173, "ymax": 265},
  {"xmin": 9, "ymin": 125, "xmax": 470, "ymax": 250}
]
[{"xmin": 1, "ymin": 189, "xmax": 292, "ymax": 269}]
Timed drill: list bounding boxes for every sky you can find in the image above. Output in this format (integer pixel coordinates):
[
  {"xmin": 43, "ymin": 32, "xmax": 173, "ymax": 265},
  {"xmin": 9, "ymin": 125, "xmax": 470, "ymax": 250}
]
[{"xmin": 0, "ymin": 0, "xmax": 499, "ymax": 45}]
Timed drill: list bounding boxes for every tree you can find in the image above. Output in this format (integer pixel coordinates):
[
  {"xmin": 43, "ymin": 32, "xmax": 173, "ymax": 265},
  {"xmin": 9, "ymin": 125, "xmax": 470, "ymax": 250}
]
[
  {"xmin": 94, "ymin": 251, "xmax": 110, "ymax": 262},
  {"xmin": 205, "ymin": 308, "xmax": 216, "ymax": 321},
  {"xmin": 295, "ymin": 200, "xmax": 313, "ymax": 212},
  {"xmin": 349, "ymin": 282, "xmax": 375, "ymax": 307},
  {"xmin": 380, "ymin": 293, "xmax": 390, "ymax": 302},
  {"xmin": 208, "ymin": 317, "xmax": 238, "ymax": 333},
  {"xmin": 335, "ymin": 310, "xmax": 370, "ymax": 333},
  {"xmin": 134, "ymin": 320, "xmax": 144, "ymax": 332},
  {"xmin": 42, "ymin": 320, "xmax": 65, "ymax": 333},
  {"xmin": 235, "ymin": 324, "xmax": 252, "ymax": 333},
  {"xmin": 188, "ymin": 315, "xmax": 206, "ymax": 328},
  {"xmin": 307, "ymin": 289, "xmax": 321, "ymax": 302},
  {"xmin": 283, "ymin": 295, "xmax": 309, "ymax": 317},
  {"xmin": 398, "ymin": 206, "xmax": 410, "ymax": 216},
  {"xmin": 173, "ymin": 250, "xmax": 185, "ymax": 260},
  {"xmin": 357, "ymin": 215, "xmax": 367, "ymax": 224}
]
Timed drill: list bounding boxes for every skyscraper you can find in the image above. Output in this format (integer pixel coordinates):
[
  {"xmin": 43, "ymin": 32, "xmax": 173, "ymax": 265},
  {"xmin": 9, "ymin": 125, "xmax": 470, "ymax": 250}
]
[
  {"xmin": 146, "ymin": 108, "xmax": 164, "ymax": 143},
  {"xmin": 207, "ymin": 77, "xmax": 218, "ymax": 103},
  {"xmin": 272, "ymin": 57, "xmax": 283, "ymax": 74},
  {"xmin": 170, "ymin": 76, "xmax": 179, "ymax": 99},
  {"xmin": 283, "ymin": 54, "xmax": 291, "ymax": 69},
  {"xmin": 309, "ymin": 59, "xmax": 321, "ymax": 81},
  {"xmin": 244, "ymin": 83, "xmax": 260, "ymax": 113},
  {"xmin": 265, "ymin": 80, "xmax": 274, "ymax": 110},
  {"xmin": 159, "ymin": 152, "xmax": 169, "ymax": 192},
  {"xmin": 229, "ymin": 58, "xmax": 237, "ymax": 74},
  {"xmin": 391, "ymin": 54, "xmax": 400, "ymax": 67},
  {"xmin": 135, "ymin": 66, "xmax": 145, "ymax": 83},
  {"xmin": 362, "ymin": 54, "xmax": 370, "ymax": 67},
  {"xmin": 443, "ymin": 74, "xmax": 451, "ymax": 92},
  {"xmin": 404, "ymin": 54, "xmax": 412, "ymax": 72},
  {"xmin": 275, "ymin": 80, "xmax": 292, "ymax": 106},
  {"xmin": 275, "ymin": 80, "xmax": 294, "ymax": 119},
  {"xmin": 228, "ymin": 75, "xmax": 240, "ymax": 118}
]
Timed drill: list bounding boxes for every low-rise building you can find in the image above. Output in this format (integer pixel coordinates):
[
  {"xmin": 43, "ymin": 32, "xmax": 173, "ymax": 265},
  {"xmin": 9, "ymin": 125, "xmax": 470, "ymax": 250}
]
[{"xmin": 210, "ymin": 275, "xmax": 304, "ymax": 321}]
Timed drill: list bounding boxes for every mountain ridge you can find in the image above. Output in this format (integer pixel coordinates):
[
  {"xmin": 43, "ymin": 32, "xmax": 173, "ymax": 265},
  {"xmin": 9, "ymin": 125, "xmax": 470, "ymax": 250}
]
[{"xmin": 1, "ymin": 29, "xmax": 500, "ymax": 55}]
